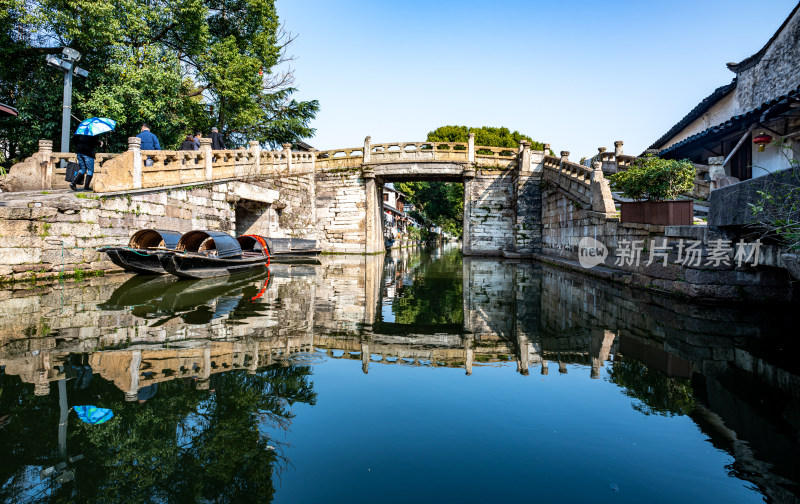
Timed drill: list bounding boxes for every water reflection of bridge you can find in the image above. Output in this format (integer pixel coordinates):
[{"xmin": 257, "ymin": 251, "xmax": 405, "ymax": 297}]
[
  {"xmin": 2, "ymin": 248, "xmax": 792, "ymax": 396},
  {"xmin": 1, "ymin": 249, "xmax": 797, "ymax": 503}
]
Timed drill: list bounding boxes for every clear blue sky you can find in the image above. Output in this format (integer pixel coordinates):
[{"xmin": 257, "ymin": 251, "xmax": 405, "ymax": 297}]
[{"xmin": 275, "ymin": 0, "xmax": 798, "ymax": 157}]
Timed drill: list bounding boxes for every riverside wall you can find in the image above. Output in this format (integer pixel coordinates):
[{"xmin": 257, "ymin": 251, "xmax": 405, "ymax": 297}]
[{"xmin": 538, "ymin": 184, "xmax": 796, "ymax": 302}]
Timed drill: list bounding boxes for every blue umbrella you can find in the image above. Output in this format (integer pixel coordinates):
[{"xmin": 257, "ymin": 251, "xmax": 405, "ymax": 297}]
[
  {"xmin": 73, "ymin": 405, "xmax": 114, "ymax": 425},
  {"xmin": 75, "ymin": 117, "xmax": 116, "ymax": 136}
]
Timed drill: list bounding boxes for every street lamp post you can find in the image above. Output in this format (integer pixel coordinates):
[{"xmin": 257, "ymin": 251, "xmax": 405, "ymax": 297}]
[{"xmin": 46, "ymin": 47, "xmax": 88, "ymax": 167}]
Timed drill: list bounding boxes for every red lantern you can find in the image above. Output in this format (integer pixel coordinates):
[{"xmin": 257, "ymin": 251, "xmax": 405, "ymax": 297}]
[
  {"xmin": 258, "ymin": 67, "xmax": 263, "ymax": 76},
  {"xmin": 753, "ymin": 133, "xmax": 772, "ymax": 152}
]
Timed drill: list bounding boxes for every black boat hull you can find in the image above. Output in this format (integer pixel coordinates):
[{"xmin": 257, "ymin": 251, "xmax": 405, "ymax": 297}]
[
  {"xmin": 159, "ymin": 251, "xmax": 269, "ymax": 279},
  {"xmin": 100, "ymin": 247, "xmax": 168, "ymax": 275}
]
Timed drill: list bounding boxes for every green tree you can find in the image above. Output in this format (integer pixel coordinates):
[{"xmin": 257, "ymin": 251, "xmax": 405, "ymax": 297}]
[
  {"xmin": 0, "ymin": 0, "xmax": 318, "ymax": 162},
  {"xmin": 609, "ymin": 154, "xmax": 695, "ymax": 201},
  {"xmin": 427, "ymin": 125, "xmax": 548, "ymax": 154},
  {"xmin": 0, "ymin": 364, "xmax": 317, "ymax": 503},
  {"xmin": 607, "ymin": 357, "xmax": 695, "ymax": 416}
]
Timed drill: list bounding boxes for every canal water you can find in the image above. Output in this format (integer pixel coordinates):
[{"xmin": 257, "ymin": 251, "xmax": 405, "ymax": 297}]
[{"xmin": 1, "ymin": 245, "xmax": 799, "ymax": 503}]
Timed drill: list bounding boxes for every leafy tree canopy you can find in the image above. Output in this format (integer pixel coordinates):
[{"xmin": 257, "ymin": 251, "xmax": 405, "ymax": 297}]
[
  {"xmin": 427, "ymin": 125, "xmax": 548, "ymax": 152},
  {"xmin": 0, "ymin": 0, "xmax": 319, "ymax": 161}
]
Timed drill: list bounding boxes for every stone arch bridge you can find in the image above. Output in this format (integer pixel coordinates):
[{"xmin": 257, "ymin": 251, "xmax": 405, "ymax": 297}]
[{"xmin": 3, "ymin": 135, "xmax": 616, "ymax": 262}]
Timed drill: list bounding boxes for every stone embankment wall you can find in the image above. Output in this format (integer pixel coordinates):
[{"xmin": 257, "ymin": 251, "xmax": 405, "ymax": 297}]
[
  {"xmin": 0, "ymin": 185, "xmax": 232, "ymax": 282},
  {"xmin": 0, "ymin": 174, "xmax": 320, "ymax": 283},
  {"xmin": 539, "ymin": 178, "xmax": 795, "ymax": 301}
]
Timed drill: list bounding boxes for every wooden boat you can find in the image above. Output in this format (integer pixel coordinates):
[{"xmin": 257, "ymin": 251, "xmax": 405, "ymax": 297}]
[
  {"xmin": 159, "ymin": 231, "xmax": 270, "ymax": 279},
  {"xmin": 263, "ymin": 237, "xmax": 322, "ymax": 264},
  {"xmin": 99, "ymin": 229, "xmax": 183, "ymax": 275}
]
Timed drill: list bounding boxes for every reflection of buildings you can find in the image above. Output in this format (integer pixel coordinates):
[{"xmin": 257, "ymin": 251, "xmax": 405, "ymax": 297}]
[{"xmin": 383, "ymin": 184, "xmax": 424, "ymax": 241}]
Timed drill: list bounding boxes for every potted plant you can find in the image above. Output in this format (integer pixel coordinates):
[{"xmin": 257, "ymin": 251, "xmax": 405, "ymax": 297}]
[{"xmin": 611, "ymin": 154, "xmax": 695, "ymax": 225}]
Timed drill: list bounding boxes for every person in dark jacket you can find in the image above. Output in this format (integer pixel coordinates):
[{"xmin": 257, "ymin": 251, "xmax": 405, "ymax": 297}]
[
  {"xmin": 179, "ymin": 134, "xmax": 198, "ymax": 150},
  {"xmin": 136, "ymin": 124, "xmax": 160, "ymax": 166},
  {"xmin": 209, "ymin": 127, "xmax": 226, "ymax": 150},
  {"xmin": 70, "ymin": 133, "xmax": 101, "ymax": 191},
  {"xmin": 193, "ymin": 131, "xmax": 202, "ymax": 149}
]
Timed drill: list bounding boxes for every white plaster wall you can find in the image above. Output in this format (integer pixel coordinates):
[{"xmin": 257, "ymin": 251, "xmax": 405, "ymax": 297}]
[
  {"xmin": 751, "ymin": 132, "xmax": 795, "ymax": 178},
  {"xmin": 663, "ymin": 91, "xmax": 738, "ymax": 149}
]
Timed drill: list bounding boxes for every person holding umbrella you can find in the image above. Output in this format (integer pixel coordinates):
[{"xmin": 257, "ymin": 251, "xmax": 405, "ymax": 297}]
[{"xmin": 70, "ymin": 117, "xmax": 116, "ymax": 191}]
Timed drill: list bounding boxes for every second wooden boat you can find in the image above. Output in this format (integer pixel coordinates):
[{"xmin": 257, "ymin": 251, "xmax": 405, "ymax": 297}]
[{"xmin": 159, "ymin": 231, "xmax": 270, "ymax": 279}]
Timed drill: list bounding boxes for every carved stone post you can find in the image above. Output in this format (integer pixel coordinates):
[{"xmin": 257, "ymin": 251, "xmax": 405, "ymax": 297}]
[
  {"xmin": 591, "ymin": 161, "xmax": 616, "ymax": 214},
  {"xmin": 464, "ymin": 335, "xmax": 474, "ymax": 376},
  {"xmin": 363, "ymin": 136, "xmax": 371, "ymax": 163},
  {"xmin": 361, "ymin": 341, "xmax": 370, "ymax": 374},
  {"xmin": 614, "ymin": 140, "xmax": 624, "ymax": 157},
  {"xmin": 128, "ymin": 137, "xmax": 143, "ymax": 190},
  {"xmin": 125, "ymin": 350, "xmax": 142, "ymax": 401},
  {"xmin": 197, "ymin": 346, "xmax": 211, "ymax": 390},
  {"xmin": 248, "ymin": 140, "xmax": 261, "ymax": 176},
  {"xmin": 309, "ymin": 147, "xmax": 316, "ymax": 171},
  {"xmin": 708, "ymin": 156, "xmax": 725, "ymax": 190},
  {"xmin": 590, "ymin": 329, "xmax": 615, "ymax": 379},
  {"xmin": 248, "ymin": 340, "xmax": 260, "ymax": 375},
  {"xmin": 200, "ymin": 138, "xmax": 213, "ymax": 180},
  {"xmin": 517, "ymin": 332, "xmax": 530, "ymax": 376},
  {"xmin": 462, "ymin": 169, "xmax": 475, "ymax": 255},
  {"xmin": 520, "ymin": 141, "xmax": 531, "ymax": 173},
  {"xmin": 283, "ymin": 143, "xmax": 292, "ymax": 172},
  {"xmin": 559, "ymin": 151, "xmax": 570, "ymax": 175},
  {"xmin": 467, "ymin": 133, "xmax": 475, "ymax": 163},
  {"xmin": 38, "ymin": 140, "xmax": 54, "ymax": 189}
]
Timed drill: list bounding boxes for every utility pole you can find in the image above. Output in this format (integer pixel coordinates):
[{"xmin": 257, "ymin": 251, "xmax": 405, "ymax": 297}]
[{"xmin": 46, "ymin": 48, "xmax": 88, "ymax": 167}]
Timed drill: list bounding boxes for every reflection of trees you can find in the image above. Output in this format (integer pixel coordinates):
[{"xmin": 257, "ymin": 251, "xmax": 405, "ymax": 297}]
[
  {"xmin": 607, "ymin": 357, "xmax": 694, "ymax": 416},
  {"xmin": 383, "ymin": 246, "xmax": 463, "ymax": 326},
  {"xmin": 0, "ymin": 364, "xmax": 316, "ymax": 503}
]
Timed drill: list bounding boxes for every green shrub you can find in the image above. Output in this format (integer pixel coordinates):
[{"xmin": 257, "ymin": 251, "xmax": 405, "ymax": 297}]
[{"xmin": 610, "ymin": 155, "xmax": 695, "ymax": 201}]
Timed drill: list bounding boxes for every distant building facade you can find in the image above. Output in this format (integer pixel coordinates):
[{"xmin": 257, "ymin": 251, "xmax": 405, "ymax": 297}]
[{"xmin": 650, "ymin": 3, "xmax": 800, "ymax": 181}]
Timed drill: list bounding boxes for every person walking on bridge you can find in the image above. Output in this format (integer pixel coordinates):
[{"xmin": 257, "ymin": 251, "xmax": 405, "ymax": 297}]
[
  {"xmin": 179, "ymin": 134, "xmax": 198, "ymax": 150},
  {"xmin": 70, "ymin": 133, "xmax": 101, "ymax": 191},
  {"xmin": 136, "ymin": 124, "xmax": 160, "ymax": 166},
  {"xmin": 209, "ymin": 126, "xmax": 226, "ymax": 150}
]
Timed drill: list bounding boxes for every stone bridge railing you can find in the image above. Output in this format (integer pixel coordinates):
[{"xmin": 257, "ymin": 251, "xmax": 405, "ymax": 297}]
[
  {"xmin": 543, "ymin": 151, "xmax": 616, "ymax": 214},
  {"xmin": 4, "ymin": 136, "xmax": 612, "ymax": 209},
  {"xmin": 313, "ymin": 135, "xmax": 522, "ymax": 171}
]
